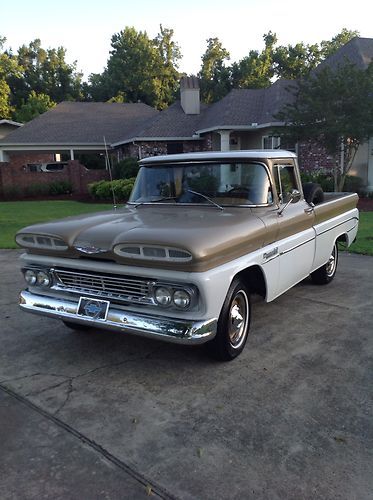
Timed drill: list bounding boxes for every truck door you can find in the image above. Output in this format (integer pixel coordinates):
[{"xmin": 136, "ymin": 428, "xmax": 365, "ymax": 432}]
[{"xmin": 274, "ymin": 163, "xmax": 316, "ymax": 296}]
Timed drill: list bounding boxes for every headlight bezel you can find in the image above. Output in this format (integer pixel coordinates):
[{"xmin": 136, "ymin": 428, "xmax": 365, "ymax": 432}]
[
  {"xmin": 22, "ymin": 267, "xmax": 53, "ymax": 288},
  {"xmin": 150, "ymin": 282, "xmax": 197, "ymax": 310}
]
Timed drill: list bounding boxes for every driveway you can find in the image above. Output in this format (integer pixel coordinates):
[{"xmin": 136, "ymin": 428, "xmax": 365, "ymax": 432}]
[{"xmin": 1, "ymin": 250, "xmax": 372, "ymax": 500}]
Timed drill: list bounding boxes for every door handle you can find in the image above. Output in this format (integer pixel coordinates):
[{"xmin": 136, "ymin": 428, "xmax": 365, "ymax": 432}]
[{"xmin": 304, "ymin": 207, "xmax": 314, "ymax": 214}]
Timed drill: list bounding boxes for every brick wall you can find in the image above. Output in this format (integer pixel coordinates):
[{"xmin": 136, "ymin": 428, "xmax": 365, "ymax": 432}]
[
  {"xmin": 298, "ymin": 141, "xmax": 337, "ymax": 173},
  {"xmin": 119, "ymin": 136, "xmax": 213, "ymax": 160},
  {"xmin": 0, "ymin": 153, "xmax": 109, "ymax": 198}
]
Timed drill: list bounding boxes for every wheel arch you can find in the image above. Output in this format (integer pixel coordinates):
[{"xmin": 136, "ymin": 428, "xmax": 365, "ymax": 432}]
[{"xmin": 233, "ymin": 264, "xmax": 267, "ymax": 300}]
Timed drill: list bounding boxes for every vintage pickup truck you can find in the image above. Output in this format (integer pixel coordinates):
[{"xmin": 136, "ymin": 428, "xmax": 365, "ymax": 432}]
[{"xmin": 17, "ymin": 151, "xmax": 359, "ymax": 360}]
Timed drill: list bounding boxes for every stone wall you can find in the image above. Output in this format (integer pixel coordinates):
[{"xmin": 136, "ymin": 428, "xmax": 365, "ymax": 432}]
[
  {"xmin": 0, "ymin": 153, "xmax": 108, "ymax": 198},
  {"xmin": 297, "ymin": 141, "xmax": 337, "ymax": 172}
]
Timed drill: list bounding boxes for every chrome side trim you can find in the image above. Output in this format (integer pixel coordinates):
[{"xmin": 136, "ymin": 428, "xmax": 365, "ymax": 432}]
[
  {"xmin": 19, "ymin": 290, "xmax": 216, "ymax": 345},
  {"xmin": 279, "ymin": 237, "xmax": 315, "ymax": 256}
]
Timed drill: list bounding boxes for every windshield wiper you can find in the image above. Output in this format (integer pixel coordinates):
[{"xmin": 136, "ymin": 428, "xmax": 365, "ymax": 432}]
[
  {"xmin": 187, "ymin": 189, "xmax": 224, "ymax": 210},
  {"xmin": 131, "ymin": 196, "xmax": 177, "ymax": 208}
]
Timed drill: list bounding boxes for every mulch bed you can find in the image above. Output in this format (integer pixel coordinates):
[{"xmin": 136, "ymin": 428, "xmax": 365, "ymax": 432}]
[{"xmin": 357, "ymin": 198, "xmax": 373, "ymax": 212}]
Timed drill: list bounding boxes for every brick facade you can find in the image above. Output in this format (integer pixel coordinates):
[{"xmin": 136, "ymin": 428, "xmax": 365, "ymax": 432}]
[
  {"xmin": 0, "ymin": 153, "xmax": 108, "ymax": 198},
  {"xmin": 297, "ymin": 141, "xmax": 337, "ymax": 173},
  {"xmin": 119, "ymin": 135, "xmax": 213, "ymax": 160}
]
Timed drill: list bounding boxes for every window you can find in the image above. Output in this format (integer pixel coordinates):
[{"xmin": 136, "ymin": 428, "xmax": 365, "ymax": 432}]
[
  {"xmin": 130, "ymin": 162, "xmax": 273, "ymax": 206},
  {"xmin": 262, "ymin": 136, "xmax": 281, "ymax": 150},
  {"xmin": 274, "ymin": 164, "xmax": 298, "ymax": 203}
]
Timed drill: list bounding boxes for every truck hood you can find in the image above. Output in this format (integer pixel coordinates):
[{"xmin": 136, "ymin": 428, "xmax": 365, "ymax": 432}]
[{"xmin": 17, "ymin": 205, "xmax": 269, "ymax": 271}]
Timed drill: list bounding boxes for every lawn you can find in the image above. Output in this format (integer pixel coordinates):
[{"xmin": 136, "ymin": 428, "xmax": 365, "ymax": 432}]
[
  {"xmin": 0, "ymin": 200, "xmax": 372, "ymax": 255},
  {"xmin": 0, "ymin": 201, "xmax": 113, "ymax": 249}
]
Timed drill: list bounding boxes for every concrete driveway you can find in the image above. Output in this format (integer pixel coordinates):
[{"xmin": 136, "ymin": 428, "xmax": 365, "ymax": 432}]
[{"xmin": 0, "ymin": 250, "xmax": 372, "ymax": 500}]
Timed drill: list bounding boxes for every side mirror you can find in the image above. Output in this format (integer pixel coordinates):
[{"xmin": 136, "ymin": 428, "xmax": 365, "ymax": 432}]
[{"xmin": 278, "ymin": 189, "xmax": 301, "ymax": 216}]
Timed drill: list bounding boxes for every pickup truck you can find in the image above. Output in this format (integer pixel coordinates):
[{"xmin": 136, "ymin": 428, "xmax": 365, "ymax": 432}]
[{"xmin": 17, "ymin": 151, "xmax": 359, "ymax": 360}]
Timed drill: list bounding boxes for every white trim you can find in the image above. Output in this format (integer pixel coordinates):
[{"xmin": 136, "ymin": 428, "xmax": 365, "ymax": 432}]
[
  {"xmin": 0, "ymin": 119, "xmax": 23, "ymax": 127},
  {"xmin": 140, "ymin": 150, "xmax": 297, "ymax": 164},
  {"xmin": 111, "ymin": 136, "xmax": 203, "ymax": 147},
  {"xmin": 195, "ymin": 122, "xmax": 286, "ymax": 135},
  {"xmin": 0, "ymin": 144, "xmax": 107, "ymax": 151}
]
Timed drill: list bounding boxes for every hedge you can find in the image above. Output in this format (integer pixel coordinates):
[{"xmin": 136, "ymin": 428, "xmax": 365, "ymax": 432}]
[{"xmin": 88, "ymin": 178, "xmax": 136, "ymax": 202}]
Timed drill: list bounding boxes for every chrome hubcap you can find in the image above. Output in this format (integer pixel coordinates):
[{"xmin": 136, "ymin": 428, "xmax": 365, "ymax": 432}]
[
  {"xmin": 326, "ymin": 245, "xmax": 337, "ymax": 277},
  {"xmin": 228, "ymin": 291, "xmax": 249, "ymax": 348}
]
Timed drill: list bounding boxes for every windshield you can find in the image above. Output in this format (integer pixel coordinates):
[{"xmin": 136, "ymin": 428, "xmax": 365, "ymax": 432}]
[{"xmin": 129, "ymin": 162, "xmax": 273, "ymax": 206}]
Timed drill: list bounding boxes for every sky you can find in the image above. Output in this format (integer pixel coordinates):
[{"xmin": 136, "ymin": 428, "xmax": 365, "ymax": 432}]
[{"xmin": 1, "ymin": 0, "xmax": 372, "ymax": 80}]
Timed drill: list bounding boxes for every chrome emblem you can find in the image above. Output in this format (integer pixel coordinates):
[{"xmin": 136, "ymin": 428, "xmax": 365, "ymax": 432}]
[{"xmin": 74, "ymin": 242, "xmax": 107, "ymax": 254}]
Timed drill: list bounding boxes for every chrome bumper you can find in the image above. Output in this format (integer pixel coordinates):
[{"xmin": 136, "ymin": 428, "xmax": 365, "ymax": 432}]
[{"xmin": 19, "ymin": 290, "xmax": 217, "ymax": 345}]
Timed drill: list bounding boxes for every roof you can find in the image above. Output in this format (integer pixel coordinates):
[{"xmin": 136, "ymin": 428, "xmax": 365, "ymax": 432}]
[
  {"xmin": 196, "ymin": 79, "xmax": 296, "ymax": 133},
  {"xmin": 140, "ymin": 150, "xmax": 297, "ymax": 164},
  {"xmin": 113, "ymin": 101, "xmax": 209, "ymax": 145},
  {"xmin": 0, "ymin": 102, "xmax": 158, "ymax": 146},
  {"xmin": 316, "ymin": 37, "xmax": 373, "ymax": 72}
]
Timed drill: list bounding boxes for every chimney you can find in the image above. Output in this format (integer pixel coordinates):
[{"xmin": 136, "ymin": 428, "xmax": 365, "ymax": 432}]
[{"xmin": 180, "ymin": 76, "xmax": 200, "ymax": 115}]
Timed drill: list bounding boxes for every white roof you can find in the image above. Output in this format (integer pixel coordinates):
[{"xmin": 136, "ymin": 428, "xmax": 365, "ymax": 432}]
[{"xmin": 140, "ymin": 150, "xmax": 297, "ymax": 164}]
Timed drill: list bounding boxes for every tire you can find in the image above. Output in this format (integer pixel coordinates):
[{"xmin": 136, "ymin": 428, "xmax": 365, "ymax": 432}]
[
  {"xmin": 310, "ymin": 242, "xmax": 338, "ymax": 285},
  {"xmin": 206, "ymin": 278, "xmax": 251, "ymax": 361},
  {"xmin": 62, "ymin": 320, "xmax": 92, "ymax": 331},
  {"xmin": 303, "ymin": 182, "xmax": 324, "ymax": 205}
]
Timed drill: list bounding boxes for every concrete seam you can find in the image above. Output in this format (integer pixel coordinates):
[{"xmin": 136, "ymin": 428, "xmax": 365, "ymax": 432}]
[{"xmin": 0, "ymin": 383, "xmax": 179, "ymax": 500}]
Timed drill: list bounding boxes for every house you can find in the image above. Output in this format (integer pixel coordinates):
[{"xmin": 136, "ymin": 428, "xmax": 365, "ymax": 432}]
[{"xmin": 1, "ymin": 37, "xmax": 372, "ymax": 196}]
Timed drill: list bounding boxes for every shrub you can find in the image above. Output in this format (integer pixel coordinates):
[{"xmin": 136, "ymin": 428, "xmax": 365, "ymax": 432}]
[
  {"xmin": 25, "ymin": 183, "xmax": 50, "ymax": 197},
  {"xmin": 48, "ymin": 180, "xmax": 73, "ymax": 195},
  {"xmin": 113, "ymin": 157, "xmax": 139, "ymax": 180},
  {"xmin": 88, "ymin": 178, "xmax": 136, "ymax": 202},
  {"xmin": 1, "ymin": 185, "xmax": 24, "ymax": 199}
]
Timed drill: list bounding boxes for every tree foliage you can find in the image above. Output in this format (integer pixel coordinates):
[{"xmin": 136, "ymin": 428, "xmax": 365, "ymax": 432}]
[
  {"xmin": 86, "ymin": 25, "xmax": 181, "ymax": 109},
  {"xmin": 14, "ymin": 90, "xmax": 56, "ymax": 122},
  {"xmin": 0, "ymin": 37, "xmax": 20, "ymax": 119},
  {"xmin": 276, "ymin": 62, "xmax": 373, "ymax": 190},
  {"xmin": 199, "ymin": 37, "xmax": 231, "ymax": 103}
]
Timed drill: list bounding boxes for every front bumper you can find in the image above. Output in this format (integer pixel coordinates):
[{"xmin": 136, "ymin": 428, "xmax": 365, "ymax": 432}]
[{"xmin": 19, "ymin": 290, "xmax": 217, "ymax": 345}]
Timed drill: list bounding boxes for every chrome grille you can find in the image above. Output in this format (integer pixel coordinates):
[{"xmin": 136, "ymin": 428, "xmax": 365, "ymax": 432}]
[{"xmin": 52, "ymin": 268, "xmax": 153, "ymax": 304}]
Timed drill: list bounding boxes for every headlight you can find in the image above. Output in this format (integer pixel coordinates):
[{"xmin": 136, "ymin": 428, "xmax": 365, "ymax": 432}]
[
  {"xmin": 24, "ymin": 269, "xmax": 37, "ymax": 285},
  {"xmin": 16, "ymin": 233, "xmax": 68, "ymax": 251},
  {"xmin": 173, "ymin": 289, "xmax": 191, "ymax": 309},
  {"xmin": 154, "ymin": 287, "xmax": 172, "ymax": 306},
  {"xmin": 23, "ymin": 269, "xmax": 52, "ymax": 288},
  {"xmin": 36, "ymin": 271, "xmax": 51, "ymax": 287}
]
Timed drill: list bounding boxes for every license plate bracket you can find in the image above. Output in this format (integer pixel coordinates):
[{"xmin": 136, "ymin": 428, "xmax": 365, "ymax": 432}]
[{"xmin": 77, "ymin": 297, "xmax": 110, "ymax": 321}]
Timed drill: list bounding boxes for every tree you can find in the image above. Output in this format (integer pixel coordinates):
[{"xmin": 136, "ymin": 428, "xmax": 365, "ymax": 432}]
[
  {"xmin": 231, "ymin": 32, "xmax": 277, "ymax": 89},
  {"xmin": 10, "ymin": 39, "xmax": 83, "ymax": 108},
  {"xmin": 91, "ymin": 26, "xmax": 181, "ymax": 109},
  {"xmin": 273, "ymin": 42, "xmax": 321, "ymax": 79},
  {"xmin": 14, "ymin": 90, "xmax": 55, "ymax": 122},
  {"xmin": 320, "ymin": 28, "xmax": 360, "ymax": 59},
  {"xmin": 276, "ymin": 62, "xmax": 373, "ymax": 191},
  {"xmin": 0, "ymin": 36, "xmax": 20, "ymax": 119},
  {"xmin": 199, "ymin": 37, "xmax": 231, "ymax": 103}
]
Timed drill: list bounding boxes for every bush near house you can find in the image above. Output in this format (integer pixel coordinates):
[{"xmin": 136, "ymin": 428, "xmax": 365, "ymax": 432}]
[
  {"xmin": 1, "ymin": 180, "xmax": 73, "ymax": 199},
  {"xmin": 113, "ymin": 157, "xmax": 140, "ymax": 180},
  {"xmin": 300, "ymin": 172, "xmax": 364, "ymax": 194},
  {"xmin": 88, "ymin": 178, "xmax": 136, "ymax": 202}
]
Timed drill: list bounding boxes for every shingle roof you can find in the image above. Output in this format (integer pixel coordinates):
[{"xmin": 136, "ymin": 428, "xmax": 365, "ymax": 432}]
[
  {"xmin": 196, "ymin": 79, "xmax": 296, "ymax": 132},
  {"xmin": 316, "ymin": 37, "xmax": 373, "ymax": 72},
  {"xmin": 0, "ymin": 102, "xmax": 158, "ymax": 145},
  {"xmin": 128, "ymin": 101, "xmax": 209, "ymax": 140}
]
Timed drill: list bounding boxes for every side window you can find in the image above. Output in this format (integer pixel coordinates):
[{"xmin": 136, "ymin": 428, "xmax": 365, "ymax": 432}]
[{"xmin": 274, "ymin": 164, "xmax": 298, "ymax": 203}]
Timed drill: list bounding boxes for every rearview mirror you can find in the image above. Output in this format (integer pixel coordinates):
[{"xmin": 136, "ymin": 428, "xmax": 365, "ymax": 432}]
[{"xmin": 278, "ymin": 189, "xmax": 301, "ymax": 216}]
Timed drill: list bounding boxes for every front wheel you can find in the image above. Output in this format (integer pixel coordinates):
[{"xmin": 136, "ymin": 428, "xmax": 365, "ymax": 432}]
[
  {"xmin": 310, "ymin": 242, "xmax": 338, "ymax": 285},
  {"xmin": 206, "ymin": 279, "xmax": 251, "ymax": 361}
]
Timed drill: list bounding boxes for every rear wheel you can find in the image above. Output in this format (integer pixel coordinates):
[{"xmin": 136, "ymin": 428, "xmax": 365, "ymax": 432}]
[
  {"xmin": 206, "ymin": 278, "xmax": 251, "ymax": 361},
  {"xmin": 311, "ymin": 242, "xmax": 338, "ymax": 285}
]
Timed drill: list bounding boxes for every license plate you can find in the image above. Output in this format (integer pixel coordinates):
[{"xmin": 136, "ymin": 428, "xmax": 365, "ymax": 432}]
[{"xmin": 77, "ymin": 297, "xmax": 109, "ymax": 321}]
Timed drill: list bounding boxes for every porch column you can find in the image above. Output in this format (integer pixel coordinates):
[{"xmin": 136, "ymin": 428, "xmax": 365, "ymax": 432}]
[
  {"xmin": 367, "ymin": 137, "xmax": 373, "ymax": 191},
  {"xmin": 0, "ymin": 149, "xmax": 9, "ymax": 162},
  {"xmin": 218, "ymin": 130, "xmax": 231, "ymax": 151},
  {"xmin": 70, "ymin": 149, "xmax": 75, "ymax": 160}
]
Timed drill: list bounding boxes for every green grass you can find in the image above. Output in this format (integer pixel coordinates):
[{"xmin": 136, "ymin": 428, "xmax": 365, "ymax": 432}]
[
  {"xmin": 0, "ymin": 200, "xmax": 372, "ymax": 255},
  {"xmin": 346, "ymin": 211, "xmax": 373, "ymax": 256},
  {"xmin": 0, "ymin": 201, "xmax": 113, "ymax": 249}
]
